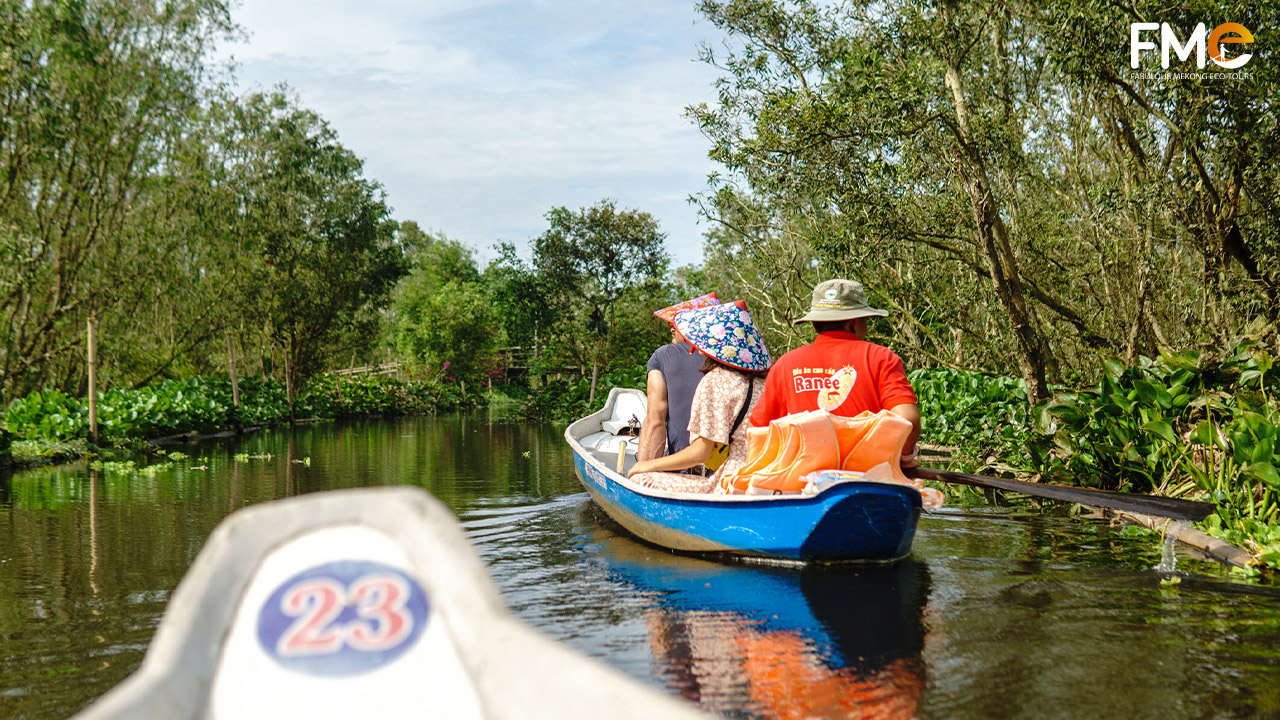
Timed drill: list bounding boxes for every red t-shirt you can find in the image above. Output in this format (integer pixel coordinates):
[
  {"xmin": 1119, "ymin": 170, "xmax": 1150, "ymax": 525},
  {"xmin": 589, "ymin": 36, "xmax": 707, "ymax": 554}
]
[{"xmin": 750, "ymin": 331, "xmax": 918, "ymax": 426}]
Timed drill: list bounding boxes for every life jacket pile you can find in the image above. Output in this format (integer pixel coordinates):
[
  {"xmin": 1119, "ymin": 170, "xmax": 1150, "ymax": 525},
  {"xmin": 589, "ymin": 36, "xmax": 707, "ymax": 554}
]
[{"xmin": 721, "ymin": 410, "xmax": 943, "ymax": 508}]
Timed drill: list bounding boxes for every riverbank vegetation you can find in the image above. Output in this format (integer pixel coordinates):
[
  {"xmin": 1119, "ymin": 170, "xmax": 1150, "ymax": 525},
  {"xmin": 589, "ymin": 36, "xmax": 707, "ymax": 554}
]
[
  {"xmin": 2, "ymin": 0, "xmax": 1278, "ymax": 568},
  {"xmin": 3, "ymin": 374, "xmax": 479, "ymax": 467}
]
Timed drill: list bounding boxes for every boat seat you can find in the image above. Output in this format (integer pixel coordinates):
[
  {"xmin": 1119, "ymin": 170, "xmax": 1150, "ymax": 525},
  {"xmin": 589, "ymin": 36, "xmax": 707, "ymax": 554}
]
[
  {"xmin": 579, "ymin": 431, "xmax": 640, "ymax": 454},
  {"xmin": 601, "ymin": 393, "xmax": 647, "ymax": 435}
]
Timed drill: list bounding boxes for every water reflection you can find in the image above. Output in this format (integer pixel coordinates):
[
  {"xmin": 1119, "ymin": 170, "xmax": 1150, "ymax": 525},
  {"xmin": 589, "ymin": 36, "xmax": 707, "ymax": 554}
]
[{"xmin": 593, "ymin": 529, "xmax": 930, "ymax": 719}]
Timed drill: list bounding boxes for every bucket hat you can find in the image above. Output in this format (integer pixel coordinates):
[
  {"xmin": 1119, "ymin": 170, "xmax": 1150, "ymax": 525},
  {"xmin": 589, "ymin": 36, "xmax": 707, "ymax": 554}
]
[
  {"xmin": 654, "ymin": 292, "xmax": 719, "ymax": 324},
  {"xmin": 792, "ymin": 279, "xmax": 889, "ymax": 325},
  {"xmin": 673, "ymin": 302, "xmax": 771, "ymax": 373}
]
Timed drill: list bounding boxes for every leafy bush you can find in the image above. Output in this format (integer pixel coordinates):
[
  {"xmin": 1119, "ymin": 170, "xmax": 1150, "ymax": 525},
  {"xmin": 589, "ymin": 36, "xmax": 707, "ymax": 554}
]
[
  {"xmin": 3, "ymin": 373, "xmax": 480, "ymax": 448},
  {"xmin": 1032, "ymin": 342, "xmax": 1278, "ymax": 495},
  {"xmin": 4, "ymin": 389, "xmax": 89, "ymax": 441},
  {"xmin": 97, "ymin": 377, "xmax": 233, "ymax": 440},
  {"xmin": 908, "ymin": 368, "xmax": 1031, "ymax": 467},
  {"xmin": 1031, "ymin": 338, "xmax": 1280, "ymax": 568},
  {"xmin": 520, "ymin": 365, "xmax": 649, "ymax": 421}
]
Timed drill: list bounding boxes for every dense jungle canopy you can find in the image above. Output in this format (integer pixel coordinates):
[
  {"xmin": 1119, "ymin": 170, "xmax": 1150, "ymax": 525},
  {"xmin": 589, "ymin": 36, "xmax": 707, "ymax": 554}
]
[{"xmin": 1, "ymin": 0, "xmax": 1277, "ymax": 405}]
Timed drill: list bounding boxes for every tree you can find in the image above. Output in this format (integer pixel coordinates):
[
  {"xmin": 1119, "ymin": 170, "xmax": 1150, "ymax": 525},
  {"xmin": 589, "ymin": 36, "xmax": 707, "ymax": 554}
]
[
  {"xmin": 226, "ymin": 92, "xmax": 408, "ymax": 413},
  {"xmin": 486, "ymin": 241, "xmax": 558, "ymax": 352},
  {"xmin": 691, "ymin": 0, "xmax": 1280, "ymax": 402},
  {"xmin": 0, "ymin": 0, "xmax": 237, "ymax": 400},
  {"xmin": 530, "ymin": 200, "xmax": 670, "ymax": 400},
  {"xmin": 394, "ymin": 230, "xmax": 499, "ymax": 384}
]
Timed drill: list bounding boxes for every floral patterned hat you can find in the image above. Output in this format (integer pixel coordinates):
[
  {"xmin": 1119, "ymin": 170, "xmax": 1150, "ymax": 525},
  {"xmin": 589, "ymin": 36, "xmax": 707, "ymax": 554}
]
[
  {"xmin": 653, "ymin": 292, "xmax": 719, "ymax": 324},
  {"xmin": 673, "ymin": 302, "xmax": 771, "ymax": 373}
]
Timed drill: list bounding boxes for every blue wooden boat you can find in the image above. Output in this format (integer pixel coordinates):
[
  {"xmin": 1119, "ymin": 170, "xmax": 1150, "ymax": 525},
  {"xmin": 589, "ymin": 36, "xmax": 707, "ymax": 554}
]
[{"xmin": 566, "ymin": 388, "xmax": 922, "ymax": 563}]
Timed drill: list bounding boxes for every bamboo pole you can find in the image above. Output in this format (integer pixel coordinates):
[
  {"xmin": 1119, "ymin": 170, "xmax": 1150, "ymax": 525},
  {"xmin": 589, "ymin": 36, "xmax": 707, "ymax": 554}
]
[
  {"xmin": 1111, "ymin": 509, "xmax": 1254, "ymax": 568},
  {"xmin": 87, "ymin": 318, "xmax": 98, "ymax": 445},
  {"xmin": 284, "ymin": 345, "xmax": 294, "ymax": 423},
  {"xmin": 225, "ymin": 332, "xmax": 240, "ymax": 408}
]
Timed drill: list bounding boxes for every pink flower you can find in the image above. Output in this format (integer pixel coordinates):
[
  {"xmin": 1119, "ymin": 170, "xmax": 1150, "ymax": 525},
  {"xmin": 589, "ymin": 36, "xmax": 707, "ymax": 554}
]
[{"xmin": 710, "ymin": 324, "xmax": 727, "ymax": 339}]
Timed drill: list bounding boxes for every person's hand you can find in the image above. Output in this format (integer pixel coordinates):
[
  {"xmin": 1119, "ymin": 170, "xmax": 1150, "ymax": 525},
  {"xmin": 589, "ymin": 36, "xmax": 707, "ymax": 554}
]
[
  {"xmin": 627, "ymin": 460, "xmax": 654, "ymax": 477},
  {"xmin": 900, "ymin": 444, "xmax": 920, "ymax": 469}
]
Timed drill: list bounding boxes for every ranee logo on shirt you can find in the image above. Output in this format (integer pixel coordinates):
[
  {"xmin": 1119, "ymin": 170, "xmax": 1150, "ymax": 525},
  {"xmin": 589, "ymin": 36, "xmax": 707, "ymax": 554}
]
[{"xmin": 792, "ymin": 366, "xmax": 858, "ymax": 412}]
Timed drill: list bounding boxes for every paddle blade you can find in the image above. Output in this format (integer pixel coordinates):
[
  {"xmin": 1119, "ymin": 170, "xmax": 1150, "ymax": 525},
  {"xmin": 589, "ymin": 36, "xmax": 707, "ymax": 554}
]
[{"xmin": 905, "ymin": 466, "xmax": 1216, "ymax": 522}]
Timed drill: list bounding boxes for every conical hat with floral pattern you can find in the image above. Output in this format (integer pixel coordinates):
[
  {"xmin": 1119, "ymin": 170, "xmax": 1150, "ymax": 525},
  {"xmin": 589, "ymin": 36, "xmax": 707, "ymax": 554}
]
[
  {"xmin": 653, "ymin": 293, "xmax": 720, "ymax": 324},
  {"xmin": 673, "ymin": 302, "xmax": 771, "ymax": 373}
]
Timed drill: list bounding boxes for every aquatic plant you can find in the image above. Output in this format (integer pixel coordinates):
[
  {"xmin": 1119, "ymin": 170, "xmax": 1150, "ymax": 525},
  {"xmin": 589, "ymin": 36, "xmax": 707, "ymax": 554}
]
[
  {"xmin": 908, "ymin": 368, "xmax": 1032, "ymax": 470},
  {"xmin": 3, "ymin": 373, "xmax": 478, "ymax": 458},
  {"xmin": 1032, "ymin": 336, "xmax": 1280, "ymax": 567},
  {"xmin": 518, "ymin": 365, "xmax": 649, "ymax": 421}
]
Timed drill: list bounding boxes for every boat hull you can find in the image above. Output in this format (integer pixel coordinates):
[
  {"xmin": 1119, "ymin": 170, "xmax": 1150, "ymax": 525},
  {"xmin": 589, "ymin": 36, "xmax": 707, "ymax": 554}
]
[{"xmin": 566, "ymin": 391, "xmax": 921, "ymax": 563}]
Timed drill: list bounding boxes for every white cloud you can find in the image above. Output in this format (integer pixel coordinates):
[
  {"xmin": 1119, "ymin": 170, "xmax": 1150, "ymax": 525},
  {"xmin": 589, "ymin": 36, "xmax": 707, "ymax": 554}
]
[{"xmin": 217, "ymin": 0, "xmax": 723, "ymax": 266}]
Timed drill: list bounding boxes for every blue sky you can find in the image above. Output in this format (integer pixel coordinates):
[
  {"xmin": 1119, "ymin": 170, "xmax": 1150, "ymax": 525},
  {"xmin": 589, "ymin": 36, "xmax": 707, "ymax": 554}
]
[{"xmin": 218, "ymin": 0, "xmax": 726, "ymax": 267}]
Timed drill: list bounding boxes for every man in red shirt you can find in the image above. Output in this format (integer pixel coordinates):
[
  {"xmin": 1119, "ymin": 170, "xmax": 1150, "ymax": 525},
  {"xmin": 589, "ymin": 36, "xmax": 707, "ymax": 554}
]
[{"xmin": 749, "ymin": 279, "xmax": 921, "ymax": 467}]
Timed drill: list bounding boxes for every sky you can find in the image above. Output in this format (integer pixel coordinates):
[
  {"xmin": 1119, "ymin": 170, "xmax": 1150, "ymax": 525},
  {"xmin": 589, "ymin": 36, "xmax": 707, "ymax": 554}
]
[{"xmin": 217, "ymin": 0, "xmax": 727, "ymax": 268}]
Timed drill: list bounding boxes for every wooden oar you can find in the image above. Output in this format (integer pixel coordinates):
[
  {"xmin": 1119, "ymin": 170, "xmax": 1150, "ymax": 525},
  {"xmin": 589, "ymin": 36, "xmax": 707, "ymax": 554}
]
[{"xmin": 905, "ymin": 466, "xmax": 1216, "ymax": 522}]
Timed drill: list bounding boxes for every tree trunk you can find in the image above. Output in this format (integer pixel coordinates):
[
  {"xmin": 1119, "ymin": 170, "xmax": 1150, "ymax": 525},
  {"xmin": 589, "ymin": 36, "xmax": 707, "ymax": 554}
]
[{"xmin": 941, "ymin": 15, "xmax": 1052, "ymax": 404}]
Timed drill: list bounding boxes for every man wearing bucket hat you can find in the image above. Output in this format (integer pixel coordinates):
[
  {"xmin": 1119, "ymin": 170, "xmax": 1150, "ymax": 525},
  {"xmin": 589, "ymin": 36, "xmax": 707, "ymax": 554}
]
[
  {"xmin": 749, "ymin": 279, "xmax": 921, "ymax": 467},
  {"xmin": 638, "ymin": 293, "xmax": 721, "ymax": 462},
  {"xmin": 628, "ymin": 302, "xmax": 771, "ymax": 493}
]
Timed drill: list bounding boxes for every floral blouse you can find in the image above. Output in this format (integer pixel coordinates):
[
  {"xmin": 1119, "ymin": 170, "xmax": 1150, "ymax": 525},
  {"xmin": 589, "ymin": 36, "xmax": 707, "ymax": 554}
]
[{"xmin": 635, "ymin": 365, "xmax": 764, "ymax": 494}]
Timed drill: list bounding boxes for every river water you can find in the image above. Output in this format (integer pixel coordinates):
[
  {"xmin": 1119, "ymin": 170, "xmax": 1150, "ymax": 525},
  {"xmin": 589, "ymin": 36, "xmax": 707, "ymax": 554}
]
[{"xmin": 2, "ymin": 412, "xmax": 1278, "ymax": 719}]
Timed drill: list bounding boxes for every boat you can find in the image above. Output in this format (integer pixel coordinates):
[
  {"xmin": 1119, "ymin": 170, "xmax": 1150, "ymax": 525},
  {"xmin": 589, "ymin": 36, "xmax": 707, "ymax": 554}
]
[
  {"xmin": 565, "ymin": 388, "xmax": 923, "ymax": 563},
  {"xmin": 74, "ymin": 486, "xmax": 706, "ymax": 720}
]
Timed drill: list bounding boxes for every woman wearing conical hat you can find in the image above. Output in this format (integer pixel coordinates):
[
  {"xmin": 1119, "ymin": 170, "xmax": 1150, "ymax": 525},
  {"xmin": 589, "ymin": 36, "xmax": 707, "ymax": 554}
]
[
  {"xmin": 638, "ymin": 293, "xmax": 721, "ymax": 462},
  {"xmin": 627, "ymin": 302, "xmax": 771, "ymax": 494}
]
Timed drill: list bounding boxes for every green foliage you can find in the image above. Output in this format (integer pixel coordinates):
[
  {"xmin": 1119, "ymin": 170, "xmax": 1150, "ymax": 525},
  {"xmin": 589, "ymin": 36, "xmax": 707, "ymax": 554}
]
[
  {"xmin": 692, "ymin": 0, "xmax": 1280, "ymax": 398},
  {"xmin": 518, "ymin": 365, "xmax": 650, "ymax": 422},
  {"xmin": 524, "ymin": 199, "xmax": 671, "ymax": 375},
  {"xmin": 533, "ymin": 200, "xmax": 670, "ymax": 313},
  {"xmin": 3, "ymin": 374, "xmax": 479, "ymax": 451},
  {"xmin": 394, "ymin": 231, "xmax": 500, "ymax": 383},
  {"xmin": 485, "ymin": 242, "xmax": 558, "ymax": 350},
  {"xmin": 8, "ymin": 438, "xmax": 88, "ymax": 468},
  {"xmin": 228, "ymin": 92, "xmax": 409, "ymax": 395},
  {"xmin": 1032, "ymin": 337, "xmax": 1280, "ymax": 567},
  {"xmin": 4, "ymin": 390, "xmax": 89, "ymax": 442},
  {"xmin": 0, "ymin": 4, "xmax": 409, "ymax": 404},
  {"xmin": 1033, "ymin": 341, "xmax": 1278, "ymax": 492},
  {"xmin": 909, "ymin": 368, "xmax": 1032, "ymax": 469},
  {"xmin": 0, "ymin": 0, "xmax": 238, "ymax": 400}
]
